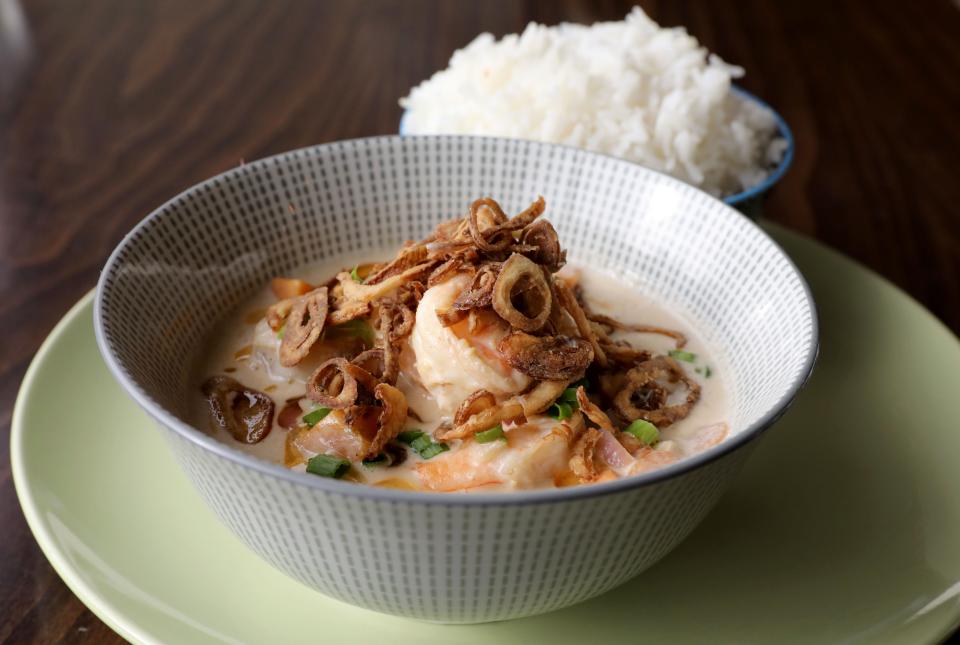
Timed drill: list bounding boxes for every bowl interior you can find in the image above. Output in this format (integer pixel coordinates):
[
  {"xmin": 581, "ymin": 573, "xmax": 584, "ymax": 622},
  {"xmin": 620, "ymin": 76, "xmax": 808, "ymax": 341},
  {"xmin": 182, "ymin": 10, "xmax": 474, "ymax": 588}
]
[{"xmin": 96, "ymin": 136, "xmax": 815, "ymax": 466}]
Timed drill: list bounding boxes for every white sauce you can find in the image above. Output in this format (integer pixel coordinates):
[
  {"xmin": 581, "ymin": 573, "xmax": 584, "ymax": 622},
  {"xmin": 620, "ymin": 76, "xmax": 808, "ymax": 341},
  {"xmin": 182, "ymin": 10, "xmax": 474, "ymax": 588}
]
[{"xmin": 192, "ymin": 256, "xmax": 729, "ymax": 492}]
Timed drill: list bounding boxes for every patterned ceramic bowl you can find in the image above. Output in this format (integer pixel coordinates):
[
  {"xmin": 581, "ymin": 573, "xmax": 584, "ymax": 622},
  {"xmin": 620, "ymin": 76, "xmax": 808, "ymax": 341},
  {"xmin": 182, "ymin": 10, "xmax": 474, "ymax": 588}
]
[{"xmin": 94, "ymin": 136, "xmax": 817, "ymax": 623}]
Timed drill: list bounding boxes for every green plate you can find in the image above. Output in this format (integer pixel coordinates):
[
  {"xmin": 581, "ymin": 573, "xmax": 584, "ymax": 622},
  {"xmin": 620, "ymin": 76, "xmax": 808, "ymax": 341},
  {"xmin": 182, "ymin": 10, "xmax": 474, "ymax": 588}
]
[{"xmin": 12, "ymin": 225, "xmax": 960, "ymax": 644}]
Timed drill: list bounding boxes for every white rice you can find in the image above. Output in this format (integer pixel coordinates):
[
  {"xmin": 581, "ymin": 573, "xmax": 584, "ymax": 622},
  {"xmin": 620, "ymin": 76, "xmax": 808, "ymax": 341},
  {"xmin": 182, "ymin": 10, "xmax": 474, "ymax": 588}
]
[{"xmin": 400, "ymin": 8, "xmax": 786, "ymax": 198}]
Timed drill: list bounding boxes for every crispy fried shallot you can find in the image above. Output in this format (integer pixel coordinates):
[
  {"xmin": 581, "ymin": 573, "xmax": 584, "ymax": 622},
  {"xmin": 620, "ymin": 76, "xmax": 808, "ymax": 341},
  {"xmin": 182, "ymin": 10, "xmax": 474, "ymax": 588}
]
[
  {"xmin": 365, "ymin": 383, "xmax": 408, "ymax": 458},
  {"xmin": 519, "ymin": 219, "xmax": 566, "ymax": 272},
  {"xmin": 613, "ymin": 356, "xmax": 701, "ymax": 427},
  {"xmin": 569, "ymin": 428, "xmax": 602, "ymax": 482},
  {"xmin": 518, "ymin": 379, "xmax": 569, "ymax": 416},
  {"xmin": 498, "ymin": 331, "xmax": 593, "ymax": 380},
  {"xmin": 588, "ymin": 312, "xmax": 688, "ymax": 348},
  {"xmin": 339, "ymin": 262, "xmax": 435, "ymax": 303},
  {"xmin": 438, "ymin": 401, "xmax": 525, "ymax": 441},
  {"xmin": 202, "ymin": 376, "xmax": 275, "ymax": 444},
  {"xmin": 453, "ymin": 389, "xmax": 498, "ymax": 426},
  {"xmin": 574, "ymin": 387, "xmax": 618, "ymax": 434},
  {"xmin": 364, "ymin": 244, "xmax": 429, "ymax": 285},
  {"xmin": 327, "ymin": 300, "xmax": 370, "ymax": 326},
  {"xmin": 492, "ymin": 253, "xmax": 552, "ymax": 331},
  {"xmin": 437, "ymin": 264, "xmax": 500, "ymax": 326},
  {"xmin": 468, "ymin": 198, "xmax": 513, "ymax": 252},
  {"xmin": 556, "ymin": 280, "xmax": 607, "ymax": 366},
  {"xmin": 279, "ymin": 287, "xmax": 329, "ymax": 366},
  {"xmin": 306, "ymin": 357, "xmax": 379, "ymax": 408}
]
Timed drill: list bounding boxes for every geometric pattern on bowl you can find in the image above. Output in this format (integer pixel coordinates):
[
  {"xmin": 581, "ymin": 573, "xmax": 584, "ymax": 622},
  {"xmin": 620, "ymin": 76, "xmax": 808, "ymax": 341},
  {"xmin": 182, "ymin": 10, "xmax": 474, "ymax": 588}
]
[{"xmin": 95, "ymin": 135, "xmax": 817, "ymax": 622}]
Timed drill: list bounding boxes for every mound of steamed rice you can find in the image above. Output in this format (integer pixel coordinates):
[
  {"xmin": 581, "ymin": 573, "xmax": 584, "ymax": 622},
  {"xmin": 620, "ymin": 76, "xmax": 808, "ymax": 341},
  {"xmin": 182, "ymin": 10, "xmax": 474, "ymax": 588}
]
[{"xmin": 400, "ymin": 8, "xmax": 787, "ymax": 198}]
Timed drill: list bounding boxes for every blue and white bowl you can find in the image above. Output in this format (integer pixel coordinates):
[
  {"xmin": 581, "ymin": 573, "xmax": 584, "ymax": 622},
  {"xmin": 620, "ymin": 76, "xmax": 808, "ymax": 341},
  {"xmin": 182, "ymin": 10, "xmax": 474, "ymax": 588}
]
[{"xmin": 95, "ymin": 135, "xmax": 816, "ymax": 623}]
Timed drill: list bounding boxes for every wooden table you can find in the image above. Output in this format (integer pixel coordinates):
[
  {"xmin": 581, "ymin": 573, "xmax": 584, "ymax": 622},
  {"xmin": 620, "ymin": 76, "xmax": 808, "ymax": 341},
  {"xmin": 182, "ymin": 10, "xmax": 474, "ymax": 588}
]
[{"xmin": 1, "ymin": 0, "xmax": 958, "ymax": 641}]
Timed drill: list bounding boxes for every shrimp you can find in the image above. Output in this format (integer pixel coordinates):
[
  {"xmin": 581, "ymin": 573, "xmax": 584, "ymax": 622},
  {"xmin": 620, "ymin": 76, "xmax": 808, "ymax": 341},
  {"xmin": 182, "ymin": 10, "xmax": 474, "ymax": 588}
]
[
  {"xmin": 409, "ymin": 275, "xmax": 531, "ymax": 413},
  {"xmin": 416, "ymin": 416, "xmax": 579, "ymax": 491}
]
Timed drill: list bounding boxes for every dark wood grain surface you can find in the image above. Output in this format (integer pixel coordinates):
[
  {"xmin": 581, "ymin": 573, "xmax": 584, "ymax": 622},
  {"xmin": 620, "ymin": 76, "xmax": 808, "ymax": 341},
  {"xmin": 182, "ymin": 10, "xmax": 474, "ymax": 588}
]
[{"xmin": 1, "ymin": 0, "xmax": 958, "ymax": 642}]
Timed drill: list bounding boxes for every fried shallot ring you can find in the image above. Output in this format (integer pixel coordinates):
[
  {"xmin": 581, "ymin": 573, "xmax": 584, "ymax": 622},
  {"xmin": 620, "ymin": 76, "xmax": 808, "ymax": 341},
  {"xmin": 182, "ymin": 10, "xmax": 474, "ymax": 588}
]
[
  {"xmin": 575, "ymin": 387, "xmax": 618, "ymax": 434},
  {"xmin": 364, "ymin": 383, "xmax": 408, "ymax": 458},
  {"xmin": 614, "ymin": 356, "xmax": 701, "ymax": 427},
  {"xmin": 588, "ymin": 312, "xmax": 688, "ymax": 348},
  {"xmin": 599, "ymin": 342, "xmax": 652, "ymax": 366},
  {"xmin": 339, "ymin": 262, "xmax": 435, "ymax": 303},
  {"xmin": 364, "ymin": 244, "xmax": 429, "ymax": 285},
  {"xmin": 453, "ymin": 389, "xmax": 498, "ymax": 426},
  {"xmin": 519, "ymin": 219, "xmax": 566, "ymax": 272},
  {"xmin": 351, "ymin": 348, "xmax": 387, "ymax": 381},
  {"xmin": 498, "ymin": 331, "xmax": 593, "ymax": 380},
  {"xmin": 306, "ymin": 357, "xmax": 379, "ymax": 408},
  {"xmin": 468, "ymin": 198, "xmax": 513, "ymax": 252},
  {"xmin": 569, "ymin": 428, "xmax": 602, "ymax": 482},
  {"xmin": 202, "ymin": 376, "xmax": 275, "ymax": 444},
  {"xmin": 556, "ymin": 280, "xmax": 607, "ymax": 366},
  {"xmin": 327, "ymin": 300, "xmax": 370, "ymax": 326},
  {"xmin": 279, "ymin": 287, "xmax": 329, "ymax": 367},
  {"xmin": 518, "ymin": 379, "xmax": 569, "ymax": 416},
  {"xmin": 437, "ymin": 401, "xmax": 524, "ymax": 441},
  {"xmin": 492, "ymin": 253, "xmax": 552, "ymax": 331}
]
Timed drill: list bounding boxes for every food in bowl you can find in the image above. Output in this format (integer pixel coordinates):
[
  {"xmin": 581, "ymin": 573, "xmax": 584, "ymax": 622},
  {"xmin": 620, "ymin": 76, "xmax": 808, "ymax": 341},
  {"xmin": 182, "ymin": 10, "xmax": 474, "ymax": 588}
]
[
  {"xmin": 400, "ymin": 7, "xmax": 787, "ymax": 198},
  {"xmin": 195, "ymin": 196, "xmax": 728, "ymax": 492}
]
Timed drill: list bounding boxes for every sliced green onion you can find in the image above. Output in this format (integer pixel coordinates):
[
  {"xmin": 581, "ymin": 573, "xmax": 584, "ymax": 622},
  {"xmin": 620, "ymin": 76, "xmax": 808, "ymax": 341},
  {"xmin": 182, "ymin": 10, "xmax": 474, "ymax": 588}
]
[
  {"xmin": 350, "ymin": 265, "xmax": 363, "ymax": 283},
  {"xmin": 668, "ymin": 349, "xmax": 697, "ymax": 363},
  {"xmin": 302, "ymin": 407, "xmax": 331, "ymax": 427},
  {"xmin": 410, "ymin": 434, "xmax": 434, "ymax": 453},
  {"xmin": 362, "ymin": 453, "xmax": 391, "ymax": 468},
  {"xmin": 397, "ymin": 430, "xmax": 425, "ymax": 445},
  {"xmin": 475, "ymin": 424, "xmax": 506, "ymax": 443},
  {"xmin": 704, "ymin": 365, "xmax": 713, "ymax": 378},
  {"xmin": 306, "ymin": 454, "xmax": 351, "ymax": 478},
  {"xmin": 560, "ymin": 387, "xmax": 580, "ymax": 405},
  {"xmin": 549, "ymin": 401, "xmax": 573, "ymax": 420},
  {"xmin": 276, "ymin": 325, "xmax": 286, "ymax": 340},
  {"xmin": 623, "ymin": 419, "xmax": 660, "ymax": 446},
  {"xmin": 417, "ymin": 442, "xmax": 449, "ymax": 460}
]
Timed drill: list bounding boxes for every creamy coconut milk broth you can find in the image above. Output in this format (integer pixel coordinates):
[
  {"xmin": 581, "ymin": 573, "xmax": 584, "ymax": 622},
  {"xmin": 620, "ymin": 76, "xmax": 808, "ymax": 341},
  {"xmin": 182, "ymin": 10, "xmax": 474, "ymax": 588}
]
[{"xmin": 192, "ymin": 197, "xmax": 729, "ymax": 492}]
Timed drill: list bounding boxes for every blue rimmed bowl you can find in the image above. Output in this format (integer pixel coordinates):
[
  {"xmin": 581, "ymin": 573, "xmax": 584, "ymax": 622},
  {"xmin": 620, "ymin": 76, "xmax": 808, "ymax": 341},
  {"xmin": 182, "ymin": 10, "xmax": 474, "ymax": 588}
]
[
  {"xmin": 95, "ymin": 135, "xmax": 816, "ymax": 623},
  {"xmin": 399, "ymin": 86, "xmax": 794, "ymax": 219}
]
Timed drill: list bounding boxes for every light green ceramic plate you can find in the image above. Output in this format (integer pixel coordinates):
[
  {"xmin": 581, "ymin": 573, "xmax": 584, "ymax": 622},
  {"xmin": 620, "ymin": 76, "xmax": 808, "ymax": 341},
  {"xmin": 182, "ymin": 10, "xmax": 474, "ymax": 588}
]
[{"xmin": 12, "ymin": 225, "xmax": 960, "ymax": 644}]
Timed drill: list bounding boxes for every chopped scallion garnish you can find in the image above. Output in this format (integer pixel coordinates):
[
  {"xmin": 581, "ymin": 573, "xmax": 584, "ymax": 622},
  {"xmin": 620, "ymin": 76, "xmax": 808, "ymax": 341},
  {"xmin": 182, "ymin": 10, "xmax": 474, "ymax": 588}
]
[
  {"xmin": 306, "ymin": 454, "xmax": 351, "ymax": 478},
  {"xmin": 276, "ymin": 325, "xmax": 286, "ymax": 339},
  {"xmin": 623, "ymin": 419, "xmax": 660, "ymax": 446},
  {"xmin": 668, "ymin": 349, "xmax": 697, "ymax": 363},
  {"xmin": 560, "ymin": 387, "xmax": 580, "ymax": 405},
  {"xmin": 350, "ymin": 265, "xmax": 363, "ymax": 283},
  {"xmin": 704, "ymin": 365, "xmax": 713, "ymax": 378},
  {"xmin": 397, "ymin": 430, "xmax": 425, "ymax": 445},
  {"xmin": 396, "ymin": 429, "xmax": 448, "ymax": 459},
  {"xmin": 417, "ymin": 442, "xmax": 449, "ymax": 460},
  {"xmin": 549, "ymin": 401, "xmax": 573, "ymax": 420},
  {"xmin": 410, "ymin": 434, "xmax": 434, "ymax": 453},
  {"xmin": 302, "ymin": 407, "xmax": 331, "ymax": 426},
  {"xmin": 475, "ymin": 424, "xmax": 506, "ymax": 443}
]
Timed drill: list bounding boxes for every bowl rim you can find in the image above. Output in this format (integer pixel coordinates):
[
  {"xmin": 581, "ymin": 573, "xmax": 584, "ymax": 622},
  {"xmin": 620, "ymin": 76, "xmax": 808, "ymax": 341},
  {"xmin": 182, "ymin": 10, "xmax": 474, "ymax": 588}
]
[
  {"xmin": 94, "ymin": 134, "xmax": 819, "ymax": 506},
  {"xmin": 397, "ymin": 84, "xmax": 795, "ymax": 207}
]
